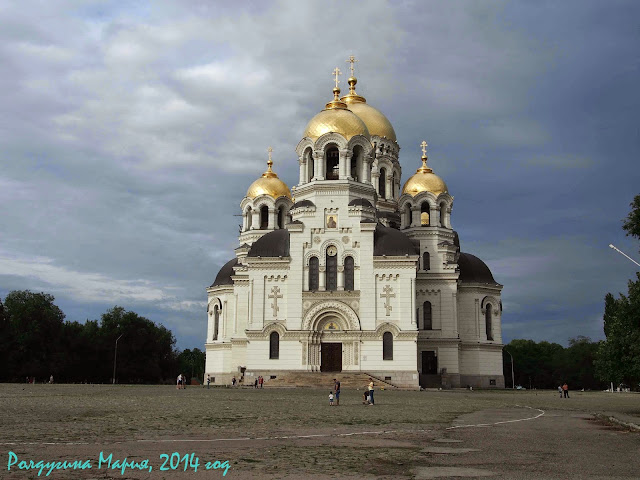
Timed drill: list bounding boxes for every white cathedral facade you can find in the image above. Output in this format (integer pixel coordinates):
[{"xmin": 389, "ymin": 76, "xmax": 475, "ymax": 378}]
[{"xmin": 205, "ymin": 66, "xmax": 504, "ymax": 389}]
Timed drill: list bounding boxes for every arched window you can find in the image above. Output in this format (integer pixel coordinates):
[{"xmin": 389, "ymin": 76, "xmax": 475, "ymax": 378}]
[
  {"xmin": 309, "ymin": 257, "xmax": 319, "ymax": 291},
  {"xmin": 269, "ymin": 331, "xmax": 279, "ymax": 359},
  {"xmin": 423, "ymin": 301, "xmax": 432, "ymax": 330},
  {"xmin": 405, "ymin": 204, "xmax": 412, "ymax": 228},
  {"xmin": 421, "ymin": 202, "xmax": 430, "ymax": 226},
  {"xmin": 326, "ymin": 146, "xmax": 339, "ymax": 180},
  {"xmin": 383, "ymin": 332, "xmax": 393, "ymax": 360},
  {"xmin": 392, "ymin": 171, "xmax": 396, "ymax": 198},
  {"xmin": 351, "ymin": 146, "xmax": 361, "ymax": 181},
  {"xmin": 246, "ymin": 207, "xmax": 252, "ymax": 230},
  {"xmin": 277, "ymin": 207, "xmax": 284, "ymax": 229},
  {"xmin": 213, "ymin": 305, "xmax": 219, "ymax": 340},
  {"xmin": 423, "ymin": 251, "xmax": 430, "ymax": 271},
  {"xmin": 260, "ymin": 205, "xmax": 269, "ymax": 229},
  {"xmin": 344, "ymin": 256, "xmax": 354, "ymax": 291},
  {"xmin": 440, "ymin": 203, "xmax": 447, "ymax": 227},
  {"xmin": 379, "ymin": 168, "xmax": 386, "ymax": 198},
  {"xmin": 326, "ymin": 250, "xmax": 337, "ymax": 291},
  {"xmin": 485, "ymin": 304, "xmax": 493, "ymax": 340},
  {"xmin": 308, "ymin": 149, "xmax": 314, "ymax": 182}
]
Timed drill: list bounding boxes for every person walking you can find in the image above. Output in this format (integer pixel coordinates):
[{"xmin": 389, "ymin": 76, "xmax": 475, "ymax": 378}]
[
  {"xmin": 558, "ymin": 385, "xmax": 562, "ymax": 398},
  {"xmin": 207, "ymin": 375, "xmax": 211, "ymax": 389},
  {"xmin": 368, "ymin": 379, "xmax": 375, "ymax": 406},
  {"xmin": 258, "ymin": 376, "xmax": 264, "ymax": 389},
  {"xmin": 562, "ymin": 383, "xmax": 569, "ymax": 398},
  {"xmin": 333, "ymin": 378, "xmax": 341, "ymax": 406}
]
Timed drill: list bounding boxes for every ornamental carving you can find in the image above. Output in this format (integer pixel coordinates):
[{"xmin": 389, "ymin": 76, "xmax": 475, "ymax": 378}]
[
  {"xmin": 342, "ymin": 236, "xmax": 350, "ymax": 244},
  {"xmin": 301, "ymin": 300, "xmax": 362, "ymax": 331}
]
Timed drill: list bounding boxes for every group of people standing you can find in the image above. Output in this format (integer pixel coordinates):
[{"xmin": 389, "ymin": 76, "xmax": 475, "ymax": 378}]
[
  {"xmin": 558, "ymin": 383, "xmax": 570, "ymax": 398},
  {"xmin": 329, "ymin": 378, "xmax": 376, "ymax": 406}
]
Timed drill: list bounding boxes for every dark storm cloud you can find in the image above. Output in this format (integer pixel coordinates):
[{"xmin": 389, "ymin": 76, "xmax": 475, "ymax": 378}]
[{"xmin": 0, "ymin": 1, "xmax": 638, "ymax": 348}]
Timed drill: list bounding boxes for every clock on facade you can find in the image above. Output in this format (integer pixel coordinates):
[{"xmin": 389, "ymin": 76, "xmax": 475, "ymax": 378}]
[{"xmin": 327, "ymin": 245, "xmax": 337, "ymax": 256}]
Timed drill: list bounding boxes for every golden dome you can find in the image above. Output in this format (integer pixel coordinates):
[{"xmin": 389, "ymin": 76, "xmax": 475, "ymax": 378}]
[
  {"xmin": 246, "ymin": 151, "xmax": 292, "ymax": 200},
  {"xmin": 341, "ymin": 76, "xmax": 396, "ymax": 141},
  {"xmin": 402, "ymin": 150, "xmax": 448, "ymax": 197},
  {"xmin": 303, "ymin": 80, "xmax": 370, "ymax": 141}
]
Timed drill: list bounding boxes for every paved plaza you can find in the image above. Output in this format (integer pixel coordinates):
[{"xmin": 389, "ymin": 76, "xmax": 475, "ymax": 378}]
[{"xmin": 1, "ymin": 385, "xmax": 638, "ymax": 479}]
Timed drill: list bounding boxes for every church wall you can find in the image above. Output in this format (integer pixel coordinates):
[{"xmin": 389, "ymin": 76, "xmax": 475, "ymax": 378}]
[
  {"xmin": 287, "ymin": 230, "xmax": 305, "ymax": 329},
  {"xmin": 245, "ymin": 339, "xmax": 302, "ymax": 370},
  {"xmin": 205, "ymin": 344, "xmax": 232, "ymax": 377},
  {"xmin": 356, "ymin": 223, "xmax": 376, "ymax": 329},
  {"xmin": 457, "ymin": 286, "xmax": 503, "ymax": 344},
  {"xmin": 360, "ymin": 339, "xmax": 417, "ymax": 371},
  {"xmin": 459, "ymin": 345, "xmax": 505, "ymax": 388}
]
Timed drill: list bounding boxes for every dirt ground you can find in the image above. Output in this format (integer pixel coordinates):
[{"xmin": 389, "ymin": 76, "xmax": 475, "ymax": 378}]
[{"xmin": 1, "ymin": 384, "xmax": 638, "ymax": 479}]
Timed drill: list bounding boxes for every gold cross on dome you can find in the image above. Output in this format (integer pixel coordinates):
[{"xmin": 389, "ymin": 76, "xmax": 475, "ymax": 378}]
[
  {"xmin": 346, "ymin": 55, "xmax": 358, "ymax": 76},
  {"xmin": 267, "ymin": 146, "xmax": 273, "ymax": 162},
  {"xmin": 420, "ymin": 141, "xmax": 428, "ymax": 156},
  {"xmin": 332, "ymin": 67, "xmax": 341, "ymax": 89}
]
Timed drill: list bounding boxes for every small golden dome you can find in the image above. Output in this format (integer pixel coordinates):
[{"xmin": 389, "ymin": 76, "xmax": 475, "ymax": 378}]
[
  {"xmin": 246, "ymin": 150, "xmax": 292, "ymax": 200},
  {"xmin": 402, "ymin": 146, "xmax": 448, "ymax": 197},
  {"xmin": 341, "ymin": 76, "xmax": 397, "ymax": 141},
  {"xmin": 303, "ymin": 76, "xmax": 370, "ymax": 141}
]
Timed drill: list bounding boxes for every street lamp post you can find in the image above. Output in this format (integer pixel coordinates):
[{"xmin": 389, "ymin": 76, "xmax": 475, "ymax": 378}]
[
  {"xmin": 609, "ymin": 244, "xmax": 640, "ymax": 267},
  {"xmin": 505, "ymin": 349, "xmax": 515, "ymax": 389},
  {"xmin": 113, "ymin": 334, "xmax": 123, "ymax": 385}
]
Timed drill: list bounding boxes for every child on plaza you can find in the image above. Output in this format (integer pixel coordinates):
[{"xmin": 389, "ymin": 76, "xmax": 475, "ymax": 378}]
[{"xmin": 329, "ymin": 391, "xmax": 334, "ymax": 406}]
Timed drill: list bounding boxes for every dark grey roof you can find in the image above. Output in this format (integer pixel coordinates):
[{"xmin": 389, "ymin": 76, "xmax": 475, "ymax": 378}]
[
  {"xmin": 373, "ymin": 223, "xmax": 418, "ymax": 256},
  {"xmin": 458, "ymin": 252, "xmax": 497, "ymax": 284},
  {"xmin": 292, "ymin": 199, "xmax": 315, "ymax": 209},
  {"xmin": 288, "ymin": 220, "xmax": 303, "ymax": 225},
  {"xmin": 348, "ymin": 198, "xmax": 373, "ymax": 207},
  {"xmin": 211, "ymin": 258, "xmax": 238, "ymax": 287},
  {"xmin": 247, "ymin": 229, "xmax": 290, "ymax": 257},
  {"xmin": 361, "ymin": 218, "xmax": 376, "ymax": 223}
]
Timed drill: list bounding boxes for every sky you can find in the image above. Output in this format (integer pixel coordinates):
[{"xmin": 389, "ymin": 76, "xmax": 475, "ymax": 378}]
[{"xmin": 1, "ymin": 0, "xmax": 638, "ymax": 351}]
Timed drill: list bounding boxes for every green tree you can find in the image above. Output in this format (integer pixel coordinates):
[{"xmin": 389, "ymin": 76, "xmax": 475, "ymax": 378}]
[
  {"xmin": 100, "ymin": 306, "xmax": 178, "ymax": 383},
  {"xmin": 595, "ymin": 196, "xmax": 640, "ymax": 389},
  {"xmin": 2, "ymin": 291, "xmax": 65, "ymax": 381},
  {"xmin": 622, "ymin": 194, "xmax": 640, "ymax": 247},
  {"xmin": 595, "ymin": 276, "xmax": 640, "ymax": 387},
  {"xmin": 178, "ymin": 348, "xmax": 205, "ymax": 384}
]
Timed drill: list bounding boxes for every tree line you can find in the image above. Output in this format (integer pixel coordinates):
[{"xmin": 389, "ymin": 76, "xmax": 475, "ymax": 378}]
[
  {"xmin": 502, "ymin": 336, "xmax": 602, "ymax": 390},
  {"xmin": 0, "ymin": 292, "xmax": 204, "ymax": 384}
]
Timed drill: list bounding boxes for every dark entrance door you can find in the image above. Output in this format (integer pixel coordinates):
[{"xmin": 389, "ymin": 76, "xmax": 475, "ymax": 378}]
[
  {"xmin": 321, "ymin": 343, "xmax": 342, "ymax": 372},
  {"xmin": 422, "ymin": 351, "xmax": 437, "ymax": 374}
]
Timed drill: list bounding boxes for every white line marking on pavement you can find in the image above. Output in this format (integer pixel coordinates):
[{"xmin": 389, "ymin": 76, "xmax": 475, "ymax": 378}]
[{"xmin": 446, "ymin": 405, "xmax": 545, "ymax": 430}]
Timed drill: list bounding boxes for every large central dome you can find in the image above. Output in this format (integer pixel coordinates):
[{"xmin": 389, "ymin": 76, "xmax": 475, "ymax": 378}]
[
  {"xmin": 303, "ymin": 107, "xmax": 370, "ymax": 141},
  {"xmin": 342, "ymin": 77, "xmax": 396, "ymax": 141}
]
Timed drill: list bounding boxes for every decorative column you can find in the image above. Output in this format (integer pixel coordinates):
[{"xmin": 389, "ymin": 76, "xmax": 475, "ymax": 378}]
[
  {"xmin": 341, "ymin": 150, "xmax": 353, "ymax": 179},
  {"xmin": 298, "ymin": 156, "xmax": 305, "ymax": 185},
  {"xmin": 386, "ymin": 176, "xmax": 392, "ymax": 201},
  {"xmin": 252, "ymin": 209, "xmax": 259, "ymax": 229},
  {"xmin": 372, "ymin": 172, "xmax": 380, "ymax": 195},
  {"xmin": 429, "ymin": 206, "xmax": 438, "ymax": 226},
  {"xmin": 268, "ymin": 208, "xmax": 276, "ymax": 229},
  {"xmin": 318, "ymin": 266, "xmax": 326, "ymax": 291},
  {"xmin": 314, "ymin": 152, "xmax": 324, "ymax": 180},
  {"xmin": 337, "ymin": 266, "xmax": 344, "ymax": 291},
  {"xmin": 412, "ymin": 206, "xmax": 421, "ymax": 228}
]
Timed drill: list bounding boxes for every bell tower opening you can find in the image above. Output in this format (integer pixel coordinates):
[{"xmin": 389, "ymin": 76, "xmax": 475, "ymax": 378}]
[{"xmin": 325, "ymin": 146, "xmax": 339, "ymax": 180}]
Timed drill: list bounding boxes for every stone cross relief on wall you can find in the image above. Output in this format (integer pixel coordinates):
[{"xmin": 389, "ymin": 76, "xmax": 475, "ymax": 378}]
[
  {"xmin": 380, "ymin": 284, "xmax": 395, "ymax": 316},
  {"xmin": 269, "ymin": 286, "xmax": 283, "ymax": 317}
]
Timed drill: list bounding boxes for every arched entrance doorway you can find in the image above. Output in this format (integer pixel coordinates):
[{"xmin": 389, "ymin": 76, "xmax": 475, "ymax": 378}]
[{"xmin": 319, "ymin": 317, "xmax": 342, "ymax": 372}]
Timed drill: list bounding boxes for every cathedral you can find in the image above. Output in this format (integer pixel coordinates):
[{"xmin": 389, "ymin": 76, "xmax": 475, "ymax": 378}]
[{"xmin": 205, "ymin": 61, "xmax": 504, "ymax": 389}]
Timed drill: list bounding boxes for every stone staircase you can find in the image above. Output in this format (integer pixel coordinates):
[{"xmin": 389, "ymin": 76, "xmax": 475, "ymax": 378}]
[{"xmin": 259, "ymin": 372, "xmax": 398, "ymax": 389}]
